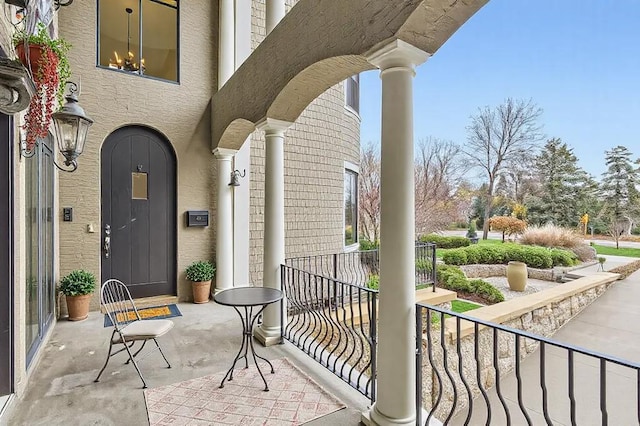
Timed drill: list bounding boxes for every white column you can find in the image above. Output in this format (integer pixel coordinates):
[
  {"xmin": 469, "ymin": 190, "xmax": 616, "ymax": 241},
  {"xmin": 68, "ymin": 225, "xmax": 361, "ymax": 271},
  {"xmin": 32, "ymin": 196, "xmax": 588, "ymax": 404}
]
[
  {"xmin": 254, "ymin": 118, "xmax": 292, "ymax": 346},
  {"xmin": 218, "ymin": 0, "xmax": 235, "ymax": 87},
  {"xmin": 363, "ymin": 40, "xmax": 430, "ymax": 426},
  {"xmin": 266, "ymin": 0, "xmax": 286, "ymax": 34},
  {"xmin": 214, "ymin": 148, "xmax": 237, "ymax": 293}
]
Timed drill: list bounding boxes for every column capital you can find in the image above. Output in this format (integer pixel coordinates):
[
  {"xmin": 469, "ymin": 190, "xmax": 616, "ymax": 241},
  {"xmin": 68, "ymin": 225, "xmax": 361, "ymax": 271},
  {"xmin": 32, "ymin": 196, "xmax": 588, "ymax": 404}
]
[
  {"xmin": 213, "ymin": 147, "xmax": 237, "ymax": 160},
  {"xmin": 255, "ymin": 118, "xmax": 293, "ymax": 135},
  {"xmin": 366, "ymin": 39, "xmax": 430, "ymax": 72}
]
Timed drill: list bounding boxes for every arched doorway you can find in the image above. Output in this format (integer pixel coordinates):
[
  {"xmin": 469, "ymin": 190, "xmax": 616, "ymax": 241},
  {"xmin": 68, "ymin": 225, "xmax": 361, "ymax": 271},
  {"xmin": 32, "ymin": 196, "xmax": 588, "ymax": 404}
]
[{"xmin": 101, "ymin": 126, "xmax": 177, "ymax": 298}]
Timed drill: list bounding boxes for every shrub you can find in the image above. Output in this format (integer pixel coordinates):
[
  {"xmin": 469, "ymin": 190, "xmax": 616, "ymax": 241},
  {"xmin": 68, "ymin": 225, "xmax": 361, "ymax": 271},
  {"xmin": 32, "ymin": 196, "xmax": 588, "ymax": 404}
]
[
  {"xmin": 59, "ymin": 270, "xmax": 96, "ymax": 296},
  {"xmin": 185, "ymin": 261, "xmax": 216, "ymax": 282},
  {"xmin": 468, "ymin": 279, "xmax": 505, "ymax": 303},
  {"xmin": 549, "ymin": 248, "xmax": 579, "ymax": 267},
  {"xmin": 359, "ymin": 239, "xmax": 379, "ymax": 251},
  {"xmin": 435, "ymin": 265, "xmax": 503, "ymax": 305},
  {"xmin": 520, "ymin": 224, "xmax": 584, "ymax": 248},
  {"xmin": 419, "ymin": 234, "xmax": 470, "ymax": 249},
  {"xmin": 442, "ymin": 244, "xmax": 575, "ymax": 269},
  {"xmin": 442, "ymin": 249, "xmax": 468, "ymax": 265},
  {"xmin": 415, "ymin": 259, "xmax": 433, "ymax": 273},
  {"xmin": 366, "ymin": 274, "xmax": 379, "ymax": 290},
  {"xmin": 465, "ymin": 220, "xmax": 478, "ymax": 239}
]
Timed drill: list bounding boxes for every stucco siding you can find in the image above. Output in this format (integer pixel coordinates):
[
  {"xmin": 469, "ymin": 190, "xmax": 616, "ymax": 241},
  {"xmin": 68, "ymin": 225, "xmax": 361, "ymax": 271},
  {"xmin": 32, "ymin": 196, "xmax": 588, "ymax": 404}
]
[{"xmin": 57, "ymin": 1, "xmax": 217, "ymax": 304}]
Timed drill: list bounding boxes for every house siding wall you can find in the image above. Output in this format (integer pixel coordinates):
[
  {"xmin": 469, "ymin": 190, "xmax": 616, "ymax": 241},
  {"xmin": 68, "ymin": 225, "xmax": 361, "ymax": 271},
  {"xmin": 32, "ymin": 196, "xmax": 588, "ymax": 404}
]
[
  {"xmin": 57, "ymin": 1, "xmax": 218, "ymax": 306},
  {"xmin": 248, "ymin": 0, "xmax": 361, "ymax": 285}
]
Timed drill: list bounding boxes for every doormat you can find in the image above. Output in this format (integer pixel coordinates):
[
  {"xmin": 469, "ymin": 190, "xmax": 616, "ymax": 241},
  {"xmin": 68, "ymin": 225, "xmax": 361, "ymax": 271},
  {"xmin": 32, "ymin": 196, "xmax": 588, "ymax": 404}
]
[
  {"xmin": 103, "ymin": 304, "xmax": 182, "ymax": 327},
  {"xmin": 144, "ymin": 357, "xmax": 346, "ymax": 425}
]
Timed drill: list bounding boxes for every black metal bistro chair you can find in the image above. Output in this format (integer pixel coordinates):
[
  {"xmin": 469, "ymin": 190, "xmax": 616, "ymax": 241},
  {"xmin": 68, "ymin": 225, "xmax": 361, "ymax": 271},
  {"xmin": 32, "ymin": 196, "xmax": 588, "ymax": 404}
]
[{"xmin": 94, "ymin": 279, "xmax": 174, "ymax": 388}]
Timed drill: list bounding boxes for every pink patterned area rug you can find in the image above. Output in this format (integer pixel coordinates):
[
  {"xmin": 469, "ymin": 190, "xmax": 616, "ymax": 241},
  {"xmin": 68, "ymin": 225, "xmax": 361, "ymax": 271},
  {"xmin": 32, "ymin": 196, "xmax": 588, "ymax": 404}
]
[{"xmin": 144, "ymin": 358, "xmax": 346, "ymax": 425}]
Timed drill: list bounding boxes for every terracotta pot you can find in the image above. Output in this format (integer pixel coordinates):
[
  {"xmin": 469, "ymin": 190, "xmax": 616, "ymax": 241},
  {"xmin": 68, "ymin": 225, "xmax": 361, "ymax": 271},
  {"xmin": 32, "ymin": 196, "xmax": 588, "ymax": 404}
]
[
  {"xmin": 66, "ymin": 294, "xmax": 92, "ymax": 321},
  {"xmin": 506, "ymin": 261, "xmax": 528, "ymax": 292},
  {"xmin": 192, "ymin": 280, "xmax": 212, "ymax": 304},
  {"xmin": 15, "ymin": 43, "xmax": 51, "ymax": 76}
]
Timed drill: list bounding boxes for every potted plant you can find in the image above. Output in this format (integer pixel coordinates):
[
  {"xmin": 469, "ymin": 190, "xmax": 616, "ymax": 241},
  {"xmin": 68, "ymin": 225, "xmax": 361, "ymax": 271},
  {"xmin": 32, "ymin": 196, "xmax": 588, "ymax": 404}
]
[
  {"xmin": 185, "ymin": 261, "xmax": 216, "ymax": 303},
  {"xmin": 59, "ymin": 269, "xmax": 96, "ymax": 321},
  {"xmin": 12, "ymin": 22, "xmax": 71, "ymax": 151}
]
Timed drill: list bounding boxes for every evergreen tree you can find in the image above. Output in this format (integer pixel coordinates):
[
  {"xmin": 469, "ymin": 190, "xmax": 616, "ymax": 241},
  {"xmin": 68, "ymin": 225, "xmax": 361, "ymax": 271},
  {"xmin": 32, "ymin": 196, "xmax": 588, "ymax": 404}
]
[
  {"xmin": 528, "ymin": 138, "xmax": 594, "ymax": 227},
  {"xmin": 600, "ymin": 145, "xmax": 640, "ymax": 223}
]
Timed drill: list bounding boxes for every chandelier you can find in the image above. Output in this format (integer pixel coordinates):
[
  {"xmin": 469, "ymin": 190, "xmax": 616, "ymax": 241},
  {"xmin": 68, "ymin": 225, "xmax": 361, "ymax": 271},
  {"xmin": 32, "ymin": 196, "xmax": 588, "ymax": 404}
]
[{"xmin": 108, "ymin": 7, "xmax": 145, "ymax": 73}]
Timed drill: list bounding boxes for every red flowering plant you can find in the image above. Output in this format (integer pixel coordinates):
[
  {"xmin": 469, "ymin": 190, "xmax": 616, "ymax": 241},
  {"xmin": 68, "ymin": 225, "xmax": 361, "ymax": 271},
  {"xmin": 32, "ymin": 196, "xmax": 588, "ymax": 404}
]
[{"xmin": 13, "ymin": 23, "xmax": 71, "ymax": 151}]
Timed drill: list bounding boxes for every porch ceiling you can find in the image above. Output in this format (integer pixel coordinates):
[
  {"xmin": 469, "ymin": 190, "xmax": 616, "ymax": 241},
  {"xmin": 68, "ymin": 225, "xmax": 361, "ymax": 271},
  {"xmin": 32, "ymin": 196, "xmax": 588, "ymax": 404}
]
[{"xmin": 211, "ymin": 0, "xmax": 488, "ymax": 151}]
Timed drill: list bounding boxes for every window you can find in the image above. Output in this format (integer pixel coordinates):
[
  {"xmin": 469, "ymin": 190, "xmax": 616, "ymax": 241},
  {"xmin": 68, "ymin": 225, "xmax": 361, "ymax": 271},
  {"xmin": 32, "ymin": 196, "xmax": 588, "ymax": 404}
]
[
  {"xmin": 345, "ymin": 74, "xmax": 360, "ymax": 114},
  {"xmin": 344, "ymin": 168, "xmax": 358, "ymax": 247},
  {"xmin": 98, "ymin": 0, "xmax": 179, "ymax": 82}
]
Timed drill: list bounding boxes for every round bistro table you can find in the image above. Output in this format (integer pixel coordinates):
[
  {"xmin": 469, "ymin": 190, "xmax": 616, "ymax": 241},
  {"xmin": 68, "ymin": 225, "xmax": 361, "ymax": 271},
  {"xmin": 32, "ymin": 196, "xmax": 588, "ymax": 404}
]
[{"xmin": 214, "ymin": 287, "xmax": 283, "ymax": 391}]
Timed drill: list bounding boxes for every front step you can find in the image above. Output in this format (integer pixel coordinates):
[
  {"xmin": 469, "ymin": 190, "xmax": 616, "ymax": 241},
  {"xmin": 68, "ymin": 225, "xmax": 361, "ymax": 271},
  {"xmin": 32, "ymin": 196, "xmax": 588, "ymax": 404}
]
[{"xmin": 559, "ymin": 272, "xmax": 584, "ymax": 283}]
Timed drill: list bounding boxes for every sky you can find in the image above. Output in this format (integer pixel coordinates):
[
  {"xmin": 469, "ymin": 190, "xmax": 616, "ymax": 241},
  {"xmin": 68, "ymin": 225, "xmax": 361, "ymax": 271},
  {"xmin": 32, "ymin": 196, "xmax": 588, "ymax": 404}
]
[{"xmin": 359, "ymin": 0, "xmax": 640, "ymax": 179}]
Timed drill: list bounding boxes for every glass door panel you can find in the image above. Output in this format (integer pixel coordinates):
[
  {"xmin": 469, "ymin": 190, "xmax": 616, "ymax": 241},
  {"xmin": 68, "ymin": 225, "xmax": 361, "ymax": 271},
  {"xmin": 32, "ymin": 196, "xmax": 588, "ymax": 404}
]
[
  {"xmin": 25, "ymin": 138, "xmax": 55, "ymax": 366},
  {"xmin": 25, "ymin": 149, "xmax": 39, "ymax": 357}
]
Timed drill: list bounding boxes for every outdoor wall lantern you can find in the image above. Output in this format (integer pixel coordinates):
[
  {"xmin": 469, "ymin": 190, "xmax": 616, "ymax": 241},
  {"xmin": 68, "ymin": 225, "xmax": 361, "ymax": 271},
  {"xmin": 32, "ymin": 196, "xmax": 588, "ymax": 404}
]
[
  {"xmin": 229, "ymin": 169, "xmax": 246, "ymax": 187},
  {"xmin": 21, "ymin": 81, "xmax": 93, "ymax": 173}
]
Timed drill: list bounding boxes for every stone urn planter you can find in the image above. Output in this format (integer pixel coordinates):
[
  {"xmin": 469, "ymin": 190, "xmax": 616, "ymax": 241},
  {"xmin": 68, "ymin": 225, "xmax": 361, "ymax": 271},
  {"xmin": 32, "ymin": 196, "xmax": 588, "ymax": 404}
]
[{"xmin": 506, "ymin": 261, "xmax": 528, "ymax": 292}]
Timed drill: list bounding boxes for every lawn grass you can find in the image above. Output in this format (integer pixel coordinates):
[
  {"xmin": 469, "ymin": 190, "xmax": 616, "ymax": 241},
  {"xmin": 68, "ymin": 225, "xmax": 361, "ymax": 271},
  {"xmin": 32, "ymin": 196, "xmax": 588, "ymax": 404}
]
[
  {"xmin": 592, "ymin": 244, "xmax": 640, "ymax": 258},
  {"xmin": 430, "ymin": 299, "xmax": 482, "ymax": 324}
]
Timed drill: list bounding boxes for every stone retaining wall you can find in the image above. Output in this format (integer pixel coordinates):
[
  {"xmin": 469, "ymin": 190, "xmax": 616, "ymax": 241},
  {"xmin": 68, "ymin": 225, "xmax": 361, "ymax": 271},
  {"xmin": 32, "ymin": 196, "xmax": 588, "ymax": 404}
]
[
  {"xmin": 460, "ymin": 261, "xmax": 598, "ymax": 282},
  {"xmin": 419, "ymin": 272, "xmax": 619, "ymax": 421}
]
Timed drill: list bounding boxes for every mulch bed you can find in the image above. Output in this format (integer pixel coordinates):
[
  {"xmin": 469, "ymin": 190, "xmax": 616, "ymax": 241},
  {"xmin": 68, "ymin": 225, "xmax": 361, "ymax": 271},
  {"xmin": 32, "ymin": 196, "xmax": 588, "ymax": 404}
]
[
  {"xmin": 609, "ymin": 260, "xmax": 640, "ymax": 280},
  {"xmin": 454, "ymin": 291, "xmax": 495, "ymax": 306}
]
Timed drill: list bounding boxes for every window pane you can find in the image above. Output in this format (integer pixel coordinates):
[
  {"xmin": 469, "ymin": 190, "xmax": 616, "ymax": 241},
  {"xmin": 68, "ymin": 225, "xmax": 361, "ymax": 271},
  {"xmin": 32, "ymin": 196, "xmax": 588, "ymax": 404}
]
[
  {"xmin": 99, "ymin": 1, "xmax": 141, "ymax": 72},
  {"xmin": 345, "ymin": 170, "xmax": 358, "ymax": 246},
  {"xmin": 98, "ymin": 0, "xmax": 178, "ymax": 82},
  {"xmin": 346, "ymin": 74, "xmax": 360, "ymax": 113},
  {"xmin": 142, "ymin": 0, "xmax": 178, "ymax": 81}
]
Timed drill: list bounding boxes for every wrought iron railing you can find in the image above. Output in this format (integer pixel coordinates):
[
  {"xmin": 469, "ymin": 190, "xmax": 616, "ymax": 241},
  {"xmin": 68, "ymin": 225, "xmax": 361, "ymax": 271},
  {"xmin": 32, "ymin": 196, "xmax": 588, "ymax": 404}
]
[
  {"xmin": 416, "ymin": 303, "xmax": 640, "ymax": 425},
  {"xmin": 281, "ymin": 264, "xmax": 377, "ymax": 402},
  {"xmin": 285, "ymin": 242, "xmax": 436, "ymax": 291}
]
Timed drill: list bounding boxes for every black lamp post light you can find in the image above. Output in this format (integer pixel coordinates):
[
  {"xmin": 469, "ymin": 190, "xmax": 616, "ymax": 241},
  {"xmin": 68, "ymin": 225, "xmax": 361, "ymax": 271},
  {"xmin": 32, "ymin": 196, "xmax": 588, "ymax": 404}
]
[{"xmin": 21, "ymin": 81, "xmax": 94, "ymax": 172}]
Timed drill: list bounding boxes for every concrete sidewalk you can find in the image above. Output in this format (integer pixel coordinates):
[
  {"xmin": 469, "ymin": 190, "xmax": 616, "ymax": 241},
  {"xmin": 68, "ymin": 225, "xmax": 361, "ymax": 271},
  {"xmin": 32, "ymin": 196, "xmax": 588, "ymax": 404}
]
[{"xmin": 454, "ymin": 261, "xmax": 640, "ymax": 425}]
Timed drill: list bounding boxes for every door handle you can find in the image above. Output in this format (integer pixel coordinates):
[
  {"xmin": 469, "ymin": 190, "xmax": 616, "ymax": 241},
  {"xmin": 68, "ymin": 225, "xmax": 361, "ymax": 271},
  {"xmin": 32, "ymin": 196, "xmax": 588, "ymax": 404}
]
[{"xmin": 104, "ymin": 224, "xmax": 111, "ymax": 258}]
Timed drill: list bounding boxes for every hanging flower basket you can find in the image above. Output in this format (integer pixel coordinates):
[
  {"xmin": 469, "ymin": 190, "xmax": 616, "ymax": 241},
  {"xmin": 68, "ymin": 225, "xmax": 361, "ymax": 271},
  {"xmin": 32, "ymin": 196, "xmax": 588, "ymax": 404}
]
[{"xmin": 13, "ymin": 23, "xmax": 71, "ymax": 152}]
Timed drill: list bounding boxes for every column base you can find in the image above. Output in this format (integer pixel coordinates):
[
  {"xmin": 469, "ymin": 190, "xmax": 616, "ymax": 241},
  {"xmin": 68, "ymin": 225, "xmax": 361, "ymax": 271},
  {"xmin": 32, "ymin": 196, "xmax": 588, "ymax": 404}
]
[
  {"xmin": 361, "ymin": 404, "xmax": 435, "ymax": 426},
  {"xmin": 253, "ymin": 324, "xmax": 282, "ymax": 347}
]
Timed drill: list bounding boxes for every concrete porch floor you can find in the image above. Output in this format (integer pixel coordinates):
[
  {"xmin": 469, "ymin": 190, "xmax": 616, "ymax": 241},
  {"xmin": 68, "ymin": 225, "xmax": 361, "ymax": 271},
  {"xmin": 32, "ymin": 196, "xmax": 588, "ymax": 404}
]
[{"xmin": 5, "ymin": 302, "xmax": 369, "ymax": 425}]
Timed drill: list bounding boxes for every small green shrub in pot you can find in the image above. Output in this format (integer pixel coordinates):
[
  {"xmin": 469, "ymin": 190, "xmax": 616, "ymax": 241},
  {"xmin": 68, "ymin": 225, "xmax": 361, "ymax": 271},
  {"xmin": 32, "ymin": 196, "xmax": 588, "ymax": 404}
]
[
  {"xmin": 186, "ymin": 260, "xmax": 216, "ymax": 304},
  {"xmin": 59, "ymin": 269, "xmax": 96, "ymax": 321},
  {"xmin": 185, "ymin": 260, "xmax": 216, "ymax": 282},
  {"xmin": 59, "ymin": 269, "xmax": 96, "ymax": 296}
]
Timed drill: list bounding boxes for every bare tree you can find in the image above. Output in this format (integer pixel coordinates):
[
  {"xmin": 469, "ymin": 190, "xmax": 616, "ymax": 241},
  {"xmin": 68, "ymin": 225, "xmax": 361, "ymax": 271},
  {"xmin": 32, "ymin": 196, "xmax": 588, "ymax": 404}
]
[
  {"xmin": 359, "ymin": 143, "xmax": 381, "ymax": 242},
  {"xmin": 415, "ymin": 138, "xmax": 468, "ymax": 234},
  {"xmin": 463, "ymin": 98, "xmax": 544, "ymax": 239}
]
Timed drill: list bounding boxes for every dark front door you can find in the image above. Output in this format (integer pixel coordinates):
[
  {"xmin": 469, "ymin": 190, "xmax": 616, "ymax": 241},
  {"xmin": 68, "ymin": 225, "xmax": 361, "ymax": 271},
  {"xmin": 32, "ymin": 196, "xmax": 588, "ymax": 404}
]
[
  {"xmin": 0, "ymin": 113, "xmax": 13, "ymax": 396},
  {"xmin": 101, "ymin": 126, "xmax": 176, "ymax": 298}
]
